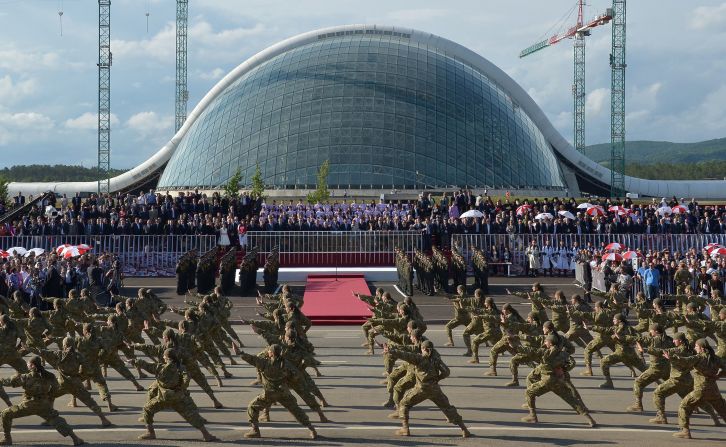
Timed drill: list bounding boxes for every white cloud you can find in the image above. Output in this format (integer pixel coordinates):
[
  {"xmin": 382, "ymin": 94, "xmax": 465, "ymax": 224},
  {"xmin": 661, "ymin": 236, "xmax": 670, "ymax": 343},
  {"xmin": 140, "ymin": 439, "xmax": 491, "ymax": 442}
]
[
  {"xmin": 112, "ymin": 20, "xmax": 265, "ymax": 62},
  {"xmin": 0, "ymin": 111, "xmax": 55, "ymax": 145},
  {"xmin": 0, "ymin": 75, "xmax": 36, "ymax": 104},
  {"xmin": 126, "ymin": 111, "xmax": 173, "ymax": 138},
  {"xmin": 384, "ymin": 9, "xmax": 449, "ymax": 23},
  {"xmin": 64, "ymin": 112, "xmax": 120, "ymax": 130},
  {"xmin": 585, "ymin": 88, "xmax": 609, "ymax": 116},
  {"xmin": 199, "ymin": 67, "xmax": 226, "ymax": 80},
  {"xmin": 0, "ymin": 45, "xmax": 80, "ymax": 73},
  {"xmin": 190, "ymin": 21, "xmax": 266, "ymax": 46},
  {"xmin": 691, "ymin": 3, "xmax": 726, "ymax": 30}
]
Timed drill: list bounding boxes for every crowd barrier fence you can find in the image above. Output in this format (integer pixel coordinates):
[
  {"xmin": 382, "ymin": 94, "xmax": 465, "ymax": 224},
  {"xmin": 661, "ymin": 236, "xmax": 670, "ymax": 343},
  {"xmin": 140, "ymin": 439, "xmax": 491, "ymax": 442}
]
[{"xmin": 0, "ymin": 235, "xmax": 217, "ymax": 277}]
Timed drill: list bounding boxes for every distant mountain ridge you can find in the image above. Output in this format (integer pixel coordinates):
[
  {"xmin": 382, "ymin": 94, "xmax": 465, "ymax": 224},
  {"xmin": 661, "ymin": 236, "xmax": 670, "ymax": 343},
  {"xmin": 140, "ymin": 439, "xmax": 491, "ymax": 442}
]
[{"xmin": 584, "ymin": 137, "xmax": 726, "ymax": 164}]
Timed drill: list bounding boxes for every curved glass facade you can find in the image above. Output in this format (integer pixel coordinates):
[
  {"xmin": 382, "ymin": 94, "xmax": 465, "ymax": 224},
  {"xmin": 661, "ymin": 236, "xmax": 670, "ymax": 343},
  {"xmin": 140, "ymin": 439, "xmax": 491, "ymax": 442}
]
[{"xmin": 158, "ymin": 29, "xmax": 565, "ymax": 190}]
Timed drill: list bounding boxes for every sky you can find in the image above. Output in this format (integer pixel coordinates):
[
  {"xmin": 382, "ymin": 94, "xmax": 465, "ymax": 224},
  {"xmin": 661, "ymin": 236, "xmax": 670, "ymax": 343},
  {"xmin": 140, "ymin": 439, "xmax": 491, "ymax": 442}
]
[{"xmin": 0, "ymin": 0, "xmax": 725, "ymax": 169}]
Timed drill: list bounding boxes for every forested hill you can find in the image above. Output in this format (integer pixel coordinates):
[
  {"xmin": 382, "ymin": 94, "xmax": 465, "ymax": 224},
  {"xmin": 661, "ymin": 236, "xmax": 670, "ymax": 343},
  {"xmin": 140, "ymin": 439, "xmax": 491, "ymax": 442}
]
[
  {"xmin": 0, "ymin": 165, "xmax": 128, "ymax": 182},
  {"xmin": 584, "ymin": 138, "xmax": 726, "ymax": 164}
]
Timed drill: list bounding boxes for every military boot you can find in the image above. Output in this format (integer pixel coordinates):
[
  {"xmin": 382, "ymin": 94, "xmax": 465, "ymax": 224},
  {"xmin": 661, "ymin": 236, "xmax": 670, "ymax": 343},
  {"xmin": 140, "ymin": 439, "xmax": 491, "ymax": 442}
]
[
  {"xmin": 396, "ymin": 420, "xmax": 410, "ymax": 436},
  {"xmin": 672, "ymin": 428, "xmax": 691, "ymax": 439},
  {"xmin": 458, "ymin": 421, "xmax": 471, "ymax": 438},
  {"xmin": 580, "ymin": 366, "xmax": 593, "ymax": 376},
  {"xmin": 599, "ymin": 379, "xmax": 614, "ymax": 389},
  {"xmin": 307, "ymin": 426, "xmax": 318, "ymax": 439},
  {"xmin": 244, "ymin": 424, "xmax": 261, "ymax": 438},
  {"xmin": 504, "ymin": 379, "xmax": 519, "ymax": 387},
  {"xmin": 484, "ymin": 367, "xmax": 497, "ymax": 376},
  {"xmin": 649, "ymin": 412, "xmax": 668, "ymax": 424},
  {"xmin": 382, "ymin": 395, "xmax": 395, "ymax": 409},
  {"xmin": 626, "ymin": 400, "xmax": 643, "ymax": 412},
  {"xmin": 317, "ymin": 409, "xmax": 331, "ymax": 423},
  {"xmin": 212, "ymin": 397, "xmax": 224, "ymax": 409},
  {"xmin": 139, "ymin": 425, "xmax": 156, "ymax": 440},
  {"xmin": 444, "ymin": 335, "xmax": 455, "ymax": 347},
  {"xmin": 521, "ymin": 409, "xmax": 538, "ymax": 423},
  {"xmin": 200, "ymin": 427, "xmax": 219, "ymax": 442},
  {"xmin": 584, "ymin": 413, "xmax": 597, "ymax": 428}
]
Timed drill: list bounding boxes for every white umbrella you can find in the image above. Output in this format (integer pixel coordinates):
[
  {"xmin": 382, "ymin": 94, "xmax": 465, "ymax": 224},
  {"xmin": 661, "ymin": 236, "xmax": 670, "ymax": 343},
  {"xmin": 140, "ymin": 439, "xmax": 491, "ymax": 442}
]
[
  {"xmin": 576, "ymin": 202, "xmax": 593, "ymax": 209},
  {"xmin": 656, "ymin": 206, "xmax": 672, "ymax": 216},
  {"xmin": 459, "ymin": 209, "xmax": 484, "ymax": 218},
  {"xmin": 24, "ymin": 248, "xmax": 45, "ymax": 257},
  {"xmin": 558, "ymin": 210, "xmax": 575, "ymax": 220},
  {"xmin": 6, "ymin": 247, "xmax": 27, "ymax": 256},
  {"xmin": 534, "ymin": 212, "xmax": 553, "ymax": 220}
]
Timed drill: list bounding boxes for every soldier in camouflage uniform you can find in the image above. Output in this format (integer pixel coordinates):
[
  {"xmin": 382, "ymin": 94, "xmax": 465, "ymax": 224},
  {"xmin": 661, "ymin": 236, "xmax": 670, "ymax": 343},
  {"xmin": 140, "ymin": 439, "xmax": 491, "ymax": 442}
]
[
  {"xmin": 75, "ymin": 323, "xmax": 115, "ymax": 412},
  {"xmin": 471, "ymin": 247, "xmax": 489, "ymax": 294},
  {"xmin": 507, "ymin": 283, "xmax": 549, "ymax": 324},
  {"xmin": 0, "ymin": 356, "xmax": 85, "ymax": 446},
  {"xmin": 444, "ymin": 285, "xmax": 473, "ymax": 348},
  {"xmin": 665, "ymin": 339, "xmax": 726, "ymax": 439},
  {"xmin": 593, "ymin": 314, "xmax": 646, "ymax": 389},
  {"xmin": 469, "ymin": 297, "xmax": 502, "ymax": 364},
  {"xmin": 517, "ymin": 335, "xmax": 597, "ymax": 427},
  {"xmin": 571, "ymin": 300, "xmax": 616, "ymax": 376},
  {"xmin": 564, "ymin": 294, "xmax": 594, "ymax": 350},
  {"xmin": 385, "ymin": 340, "xmax": 471, "ymax": 438},
  {"xmin": 650, "ymin": 332, "xmax": 722, "ymax": 426},
  {"xmin": 0, "ymin": 315, "xmax": 29, "ymax": 407},
  {"xmin": 626, "ymin": 323, "xmax": 673, "ymax": 412},
  {"xmin": 238, "ymin": 344, "xmax": 318, "ymax": 439},
  {"xmin": 450, "ymin": 248, "xmax": 468, "ymax": 293},
  {"xmin": 36, "ymin": 336, "xmax": 112, "ymax": 427},
  {"xmin": 431, "ymin": 247, "xmax": 449, "ymax": 293},
  {"xmin": 706, "ymin": 308, "xmax": 726, "ymax": 359},
  {"xmin": 135, "ymin": 348, "xmax": 218, "ymax": 442},
  {"xmin": 485, "ymin": 303, "xmax": 525, "ymax": 376}
]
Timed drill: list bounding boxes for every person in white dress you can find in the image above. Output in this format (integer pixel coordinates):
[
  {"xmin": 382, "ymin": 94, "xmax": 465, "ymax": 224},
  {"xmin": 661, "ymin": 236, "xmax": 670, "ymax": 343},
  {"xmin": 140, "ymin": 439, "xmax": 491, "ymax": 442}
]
[
  {"xmin": 218, "ymin": 223, "xmax": 230, "ymax": 247},
  {"xmin": 555, "ymin": 241, "xmax": 570, "ymax": 276},
  {"xmin": 540, "ymin": 240, "xmax": 555, "ymax": 277}
]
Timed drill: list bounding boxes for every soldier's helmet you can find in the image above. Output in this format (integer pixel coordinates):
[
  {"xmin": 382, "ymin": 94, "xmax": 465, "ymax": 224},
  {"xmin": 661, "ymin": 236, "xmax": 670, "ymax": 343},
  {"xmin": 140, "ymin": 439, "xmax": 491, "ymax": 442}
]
[{"xmin": 421, "ymin": 340, "xmax": 434, "ymax": 350}]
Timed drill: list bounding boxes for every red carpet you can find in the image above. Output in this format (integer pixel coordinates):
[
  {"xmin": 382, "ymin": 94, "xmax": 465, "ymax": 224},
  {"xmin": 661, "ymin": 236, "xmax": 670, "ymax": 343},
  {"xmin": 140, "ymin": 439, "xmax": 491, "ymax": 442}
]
[{"xmin": 302, "ymin": 274, "xmax": 373, "ymax": 325}]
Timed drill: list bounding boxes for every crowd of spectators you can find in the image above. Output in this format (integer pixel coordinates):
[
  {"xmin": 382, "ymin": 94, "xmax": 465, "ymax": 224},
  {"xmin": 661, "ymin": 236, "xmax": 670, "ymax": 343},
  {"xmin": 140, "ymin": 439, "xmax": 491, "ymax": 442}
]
[
  {"xmin": 577, "ymin": 245, "xmax": 726, "ymax": 300},
  {"xmin": 0, "ymin": 249, "xmax": 122, "ymax": 308},
  {"xmin": 1, "ymin": 189, "xmax": 726, "ymax": 246}
]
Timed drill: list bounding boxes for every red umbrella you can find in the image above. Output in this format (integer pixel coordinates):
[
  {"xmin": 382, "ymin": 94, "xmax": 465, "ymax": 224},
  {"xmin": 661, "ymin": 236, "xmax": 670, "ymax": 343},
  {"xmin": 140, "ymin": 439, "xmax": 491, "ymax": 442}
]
[
  {"xmin": 77, "ymin": 244, "xmax": 93, "ymax": 254},
  {"xmin": 605, "ymin": 242, "xmax": 624, "ymax": 252},
  {"xmin": 671, "ymin": 205, "xmax": 688, "ymax": 214},
  {"xmin": 602, "ymin": 252, "xmax": 623, "ymax": 262},
  {"xmin": 608, "ymin": 206, "xmax": 630, "ymax": 215},
  {"xmin": 586, "ymin": 206, "xmax": 605, "ymax": 217},
  {"xmin": 0, "ymin": 250, "xmax": 8, "ymax": 258},
  {"xmin": 710, "ymin": 247, "xmax": 726, "ymax": 258},
  {"xmin": 516, "ymin": 204, "xmax": 533, "ymax": 215},
  {"xmin": 61, "ymin": 246, "xmax": 83, "ymax": 259},
  {"xmin": 704, "ymin": 243, "xmax": 722, "ymax": 253},
  {"xmin": 622, "ymin": 250, "xmax": 642, "ymax": 260},
  {"xmin": 56, "ymin": 244, "xmax": 72, "ymax": 255}
]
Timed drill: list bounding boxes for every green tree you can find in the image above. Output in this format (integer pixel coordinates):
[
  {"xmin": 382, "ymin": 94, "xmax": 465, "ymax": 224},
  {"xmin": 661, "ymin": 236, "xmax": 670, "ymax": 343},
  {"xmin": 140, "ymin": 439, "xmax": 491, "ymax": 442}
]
[
  {"xmin": 307, "ymin": 159, "xmax": 330, "ymax": 204},
  {"xmin": 224, "ymin": 168, "xmax": 243, "ymax": 199},
  {"xmin": 250, "ymin": 164, "xmax": 265, "ymax": 200},
  {"xmin": 0, "ymin": 175, "xmax": 8, "ymax": 208}
]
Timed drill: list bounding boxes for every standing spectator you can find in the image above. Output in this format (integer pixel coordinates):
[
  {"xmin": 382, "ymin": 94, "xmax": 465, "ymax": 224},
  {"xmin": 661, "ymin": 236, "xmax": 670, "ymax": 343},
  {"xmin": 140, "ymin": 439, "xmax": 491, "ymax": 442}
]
[{"xmin": 642, "ymin": 261, "xmax": 661, "ymax": 301}]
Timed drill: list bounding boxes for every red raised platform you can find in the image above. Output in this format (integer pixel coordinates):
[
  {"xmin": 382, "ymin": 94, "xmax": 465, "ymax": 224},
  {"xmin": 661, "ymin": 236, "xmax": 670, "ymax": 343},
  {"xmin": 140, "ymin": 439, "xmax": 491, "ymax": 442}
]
[{"xmin": 302, "ymin": 274, "xmax": 373, "ymax": 325}]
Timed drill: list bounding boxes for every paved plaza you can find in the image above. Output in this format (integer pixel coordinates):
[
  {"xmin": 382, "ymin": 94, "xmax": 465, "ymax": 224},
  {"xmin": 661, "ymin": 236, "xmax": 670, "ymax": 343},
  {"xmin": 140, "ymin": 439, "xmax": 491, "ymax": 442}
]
[{"xmin": 0, "ymin": 276, "xmax": 723, "ymax": 446}]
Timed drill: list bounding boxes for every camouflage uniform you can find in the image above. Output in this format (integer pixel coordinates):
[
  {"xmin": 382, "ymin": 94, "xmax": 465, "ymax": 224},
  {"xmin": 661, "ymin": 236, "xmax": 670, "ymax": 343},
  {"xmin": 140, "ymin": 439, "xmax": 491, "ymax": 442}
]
[
  {"xmin": 669, "ymin": 346, "xmax": 726, "ymax": 438},
  {"xmin": 627, "ymin": 329, "xmax": 673, "ymax": 411},
  {"xmin": 0, "ymin": 360, "xmax": 82, "ymax": 445},
  {"xmin": 595, "ymin": 319, "xmax": 646, "ymax": 388},
  {"xmin": 388, "ymin": 343, "xmax": 469, "ymax": 437},
  {"xmin": 238, "ymin": 346, "xmax": 317, "ymax": 439}
]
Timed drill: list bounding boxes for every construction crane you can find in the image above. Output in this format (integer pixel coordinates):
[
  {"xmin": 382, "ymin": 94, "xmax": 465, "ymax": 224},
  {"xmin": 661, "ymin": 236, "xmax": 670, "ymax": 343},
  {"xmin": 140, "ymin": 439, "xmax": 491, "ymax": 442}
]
[
  {"xmin": 519, "ymin": 1, "xmax": 612, "ymax": 155},
  {"xmin": 175, "ymin": 0, "xmax": 189, "ymax": 132},
  {"xmin": 98, "ymin": 0, "xmax": 111, "ymax": 194},
  {"xmin": 610, "ymin": 0, "xmax": 626, "ymax": 197}
]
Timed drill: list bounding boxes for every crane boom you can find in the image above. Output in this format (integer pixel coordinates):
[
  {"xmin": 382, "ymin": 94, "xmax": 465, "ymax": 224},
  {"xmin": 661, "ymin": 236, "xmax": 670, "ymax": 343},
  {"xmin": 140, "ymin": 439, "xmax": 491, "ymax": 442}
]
[{"xmin": 519, "ymin": 10, "xmax": 613, "ymax": 58}]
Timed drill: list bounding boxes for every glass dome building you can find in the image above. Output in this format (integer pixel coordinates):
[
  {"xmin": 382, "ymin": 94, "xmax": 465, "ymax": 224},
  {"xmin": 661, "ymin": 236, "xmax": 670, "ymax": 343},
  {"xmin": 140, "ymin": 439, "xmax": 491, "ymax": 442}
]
[{"xmin": 158, "ymin": 25, "xmax": 569, "ymax": 191}]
